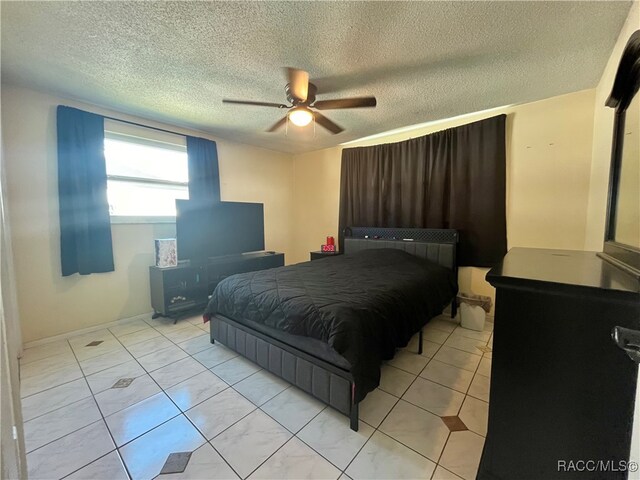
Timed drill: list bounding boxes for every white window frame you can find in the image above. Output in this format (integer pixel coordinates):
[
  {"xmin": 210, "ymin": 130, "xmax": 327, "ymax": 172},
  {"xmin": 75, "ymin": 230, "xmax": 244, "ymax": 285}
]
[{"xmin": 104, "ymin": 121, "xmax": 189, "ymax": 224}]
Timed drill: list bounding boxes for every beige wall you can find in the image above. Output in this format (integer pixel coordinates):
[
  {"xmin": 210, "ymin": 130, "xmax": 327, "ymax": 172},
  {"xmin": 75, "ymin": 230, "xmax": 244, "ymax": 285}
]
[
  {"xmin": 291, "ymin": 89, "xmax": 597, "ymax": 308},
  {"xmin": 1, "ymin": 84, "xmax": 294, "ymax": 343},
  {"xmin": 585, "ymin": 1, "xmax": 640, "ymax": 250}
]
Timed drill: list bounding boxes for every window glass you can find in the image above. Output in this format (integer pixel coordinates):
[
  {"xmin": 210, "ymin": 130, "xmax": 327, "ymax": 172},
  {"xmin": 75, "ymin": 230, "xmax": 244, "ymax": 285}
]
[{"xmin": 103, "ymin": 129, "xmax": 189, "ymax": 218}]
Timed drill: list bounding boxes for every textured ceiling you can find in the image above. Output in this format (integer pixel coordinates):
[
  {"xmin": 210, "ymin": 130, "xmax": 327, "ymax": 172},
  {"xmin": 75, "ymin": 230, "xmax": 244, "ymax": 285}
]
[{"xmin": 1, "ymin": 1, "xmax": 632, "ymax": 154}]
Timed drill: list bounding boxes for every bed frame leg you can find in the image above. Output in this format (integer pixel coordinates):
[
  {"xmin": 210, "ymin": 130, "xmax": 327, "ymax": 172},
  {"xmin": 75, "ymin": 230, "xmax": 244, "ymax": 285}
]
[
  {"xmin": 350, "ymin": 403, "xmax": 359, "ymax": 432},
  {"xmin": 210, "ymin": 338, "xmax": 215, "ymax": 344},
  {"xmin": 451, "ymin": 299, "xmax": 458, "ymax": 319},
  {"xmin": 418, "ymin": 329, "xmax": 424, "ymax": 355}
]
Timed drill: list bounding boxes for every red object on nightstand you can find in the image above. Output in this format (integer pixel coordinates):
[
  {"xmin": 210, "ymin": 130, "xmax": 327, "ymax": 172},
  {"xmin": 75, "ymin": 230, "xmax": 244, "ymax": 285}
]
[
  {"xmin": 321, "ymin": 244, "xmax": 336, "ymax": 252},
  {"xmin": 326, "ymin": 236, "xmax": 335, "ymax": 246}
]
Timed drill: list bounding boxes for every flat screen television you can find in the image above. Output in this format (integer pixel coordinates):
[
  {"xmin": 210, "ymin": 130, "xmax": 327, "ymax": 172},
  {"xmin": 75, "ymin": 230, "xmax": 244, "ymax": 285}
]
[{"xmin": 176, "ymin": 200, "xmax": 265, "ymax": 261}]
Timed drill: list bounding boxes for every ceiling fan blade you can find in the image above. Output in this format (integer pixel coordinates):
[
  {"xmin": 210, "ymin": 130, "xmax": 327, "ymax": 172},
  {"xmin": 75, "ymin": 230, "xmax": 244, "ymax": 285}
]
[
  {"xmin": 266, "ymin": 116, "xmax": 288, "ymax": 132},
  {"xmin": 313, "ymin": 97, "xmax": 377, "ymax": 110},
  {"xmin": 223, "ymin": 99, "xmax": 288, "ymax": 108},
  {"xmin": 313, "ymin": 111, "xmax": 344, "ymax": 134},
  {"xmin": 286, "ymin": 67, "xmax": 309, "ymax": 103}
]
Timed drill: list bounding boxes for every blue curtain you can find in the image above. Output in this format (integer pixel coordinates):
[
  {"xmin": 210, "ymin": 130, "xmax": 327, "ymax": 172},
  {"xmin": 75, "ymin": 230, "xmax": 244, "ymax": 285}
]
[
  {"xmin": 186, "ymin": 136, "xmax": 220, "ymax": 204},
  {"xmin": 57, "ymin": 106, "xmax": 114, "ymax": 276}
]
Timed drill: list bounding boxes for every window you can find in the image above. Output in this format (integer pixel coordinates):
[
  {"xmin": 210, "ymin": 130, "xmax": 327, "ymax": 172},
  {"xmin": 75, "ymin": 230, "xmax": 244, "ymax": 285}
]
[{"xmin": 104, "ymin": 122, "xmax": 188, "ymax": 219}]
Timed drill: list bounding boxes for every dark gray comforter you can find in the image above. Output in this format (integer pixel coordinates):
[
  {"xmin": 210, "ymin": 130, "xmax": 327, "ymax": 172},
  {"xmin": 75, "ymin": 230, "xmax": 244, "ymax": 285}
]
[{"xmin": 204, "ymin": 248, "xmax": 457, "ymax": 401}]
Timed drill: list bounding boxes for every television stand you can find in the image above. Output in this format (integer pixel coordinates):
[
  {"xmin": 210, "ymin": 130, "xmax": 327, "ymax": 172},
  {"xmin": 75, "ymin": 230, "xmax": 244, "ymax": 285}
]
[{"xmin": 149, "ymin": 251, "xmax": 285, "ymax": 320}]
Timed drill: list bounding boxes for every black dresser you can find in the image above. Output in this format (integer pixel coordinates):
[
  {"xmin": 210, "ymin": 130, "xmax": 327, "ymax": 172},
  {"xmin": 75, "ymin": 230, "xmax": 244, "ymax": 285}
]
[
  {"xmin": 479, "ymin": 248, "xmax": 639, "ymax": 480},
  {"xmin": 150, "ymin": 251, "xmax": 284, "ymax": 318}
]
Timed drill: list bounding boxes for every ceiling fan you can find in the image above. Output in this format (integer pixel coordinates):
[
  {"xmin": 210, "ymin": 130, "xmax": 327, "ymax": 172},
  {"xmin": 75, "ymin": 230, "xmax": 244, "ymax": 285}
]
[{"xmin": 222, "ymin": 68, "xmax": 377, "ymax": 134}]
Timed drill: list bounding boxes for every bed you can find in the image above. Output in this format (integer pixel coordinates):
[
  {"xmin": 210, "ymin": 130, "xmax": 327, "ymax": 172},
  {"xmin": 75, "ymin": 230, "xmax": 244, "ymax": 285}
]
[{"xmin": 204, "ymin": 227, "xmax": 458, "ymax": 431}]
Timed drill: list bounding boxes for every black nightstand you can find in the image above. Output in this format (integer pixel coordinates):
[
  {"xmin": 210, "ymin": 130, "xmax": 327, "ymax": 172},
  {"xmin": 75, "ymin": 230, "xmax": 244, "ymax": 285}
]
[{"xmin": 310, "ymin": 251, "xmax": 343, "ymax": 261}]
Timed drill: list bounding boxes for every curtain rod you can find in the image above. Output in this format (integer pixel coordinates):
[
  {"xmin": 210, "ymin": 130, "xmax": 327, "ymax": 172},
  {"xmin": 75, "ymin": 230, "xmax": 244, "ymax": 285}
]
[{"xmin": 102, "ymin": 114, "xmax": 189, "ymax": 138}]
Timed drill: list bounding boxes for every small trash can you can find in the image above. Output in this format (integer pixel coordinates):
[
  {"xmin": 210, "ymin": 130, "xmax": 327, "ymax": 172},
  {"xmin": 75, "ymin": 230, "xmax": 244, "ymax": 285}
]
[{"xmin": 457, "ymin": 293, "xmax": 492, "ymax": 331}]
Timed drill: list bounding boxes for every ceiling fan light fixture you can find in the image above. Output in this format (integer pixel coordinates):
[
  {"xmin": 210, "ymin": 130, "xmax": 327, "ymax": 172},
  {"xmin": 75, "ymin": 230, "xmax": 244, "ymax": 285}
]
[{"xmin": 288, "ymin": 107, "xmax": 313, "ymax": 127}]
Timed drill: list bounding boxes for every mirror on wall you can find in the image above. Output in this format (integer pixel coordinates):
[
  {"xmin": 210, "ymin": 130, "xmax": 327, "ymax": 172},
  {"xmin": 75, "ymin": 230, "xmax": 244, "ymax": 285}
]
[
  {"xmin": 600, "ymin": 29, "xmax": 640, "ymax": 277},
  {"xmin": 613, "ymin": 91, "xmax": 639, "ymax": 248}
]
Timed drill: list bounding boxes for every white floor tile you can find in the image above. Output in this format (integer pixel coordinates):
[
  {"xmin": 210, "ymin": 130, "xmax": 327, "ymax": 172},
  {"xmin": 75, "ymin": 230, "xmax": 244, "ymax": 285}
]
[
  {"xmin": 211, "ymin": 356, "xmax": 261, "ymax": 385},
  {"xmin": 249, "ymin": 437, "xmax": 341, "ymax": 480},
  {"xmin": 20, "ymin": 340, "xmax": 73, "ymax": 365},
  {"xmin": 467, "ymin": 373, "xmax": 490, "ymax": 402},
  {"xmin": 186, "ymin": 314, "xmax": 206, "ymax": 326},
  {"xmin": 109, "ymin": 319, "xmax": 151, "ymax": 338},
  {"xmin": 428, "ymin": 317, "xmax": 459, "ymax": 333},
  {"xmin": 20, "ymin": 351, "xmax": 78, "ymax": 380},
  {"xmin": 212, "ymin": 410, "xmax": 292, "ymax": 478},
  {"xmin": 379, "ymin": 365, "xmax": 416, "ymax": 397},
  {"xmin": 21, "ymin": 315, "xmax": 492, "ymax": 480},
  {"xmin": 177, "ymin": 334, "xmax": 214, "ymax": 355},
  {"xmin": 450, "ymin": 326, "xmax": 491, "ymax": 343},
  {"xmin": 118, "ymin": 328, "xmax": 161, "ymax": 347},
  {"xmin": 158, "ymin": 443, "xmax": 239, "ymax": 479},
  {"xmin": 26, "ymin": 421, "xmax": 115, "ymax": 480},
  {"xmin": 358, "ymin": 388, "xmax": 398, "ymax": 428},
  {"xmin": 86, "ymin": 360, "xmax": 146, "ymax": 394},
  {"xmin": 164, "ymin": 325, "xmax": 207, "ymax": 344},
  {"xmin": 125, "ymin": 336, "xmax": 175, "ymax": 358},
  {"xmin": 105, "ymin": 392, "xmax": 179, "ymax": 446},
  {"xmin": 146, "ymin": 316, "xmax": 194, "ymax": 333},
  {"xmin": 66, "ymin": 451, "xmax": 129, "ymax": 480},
  {"xmin": 72, "ymin": 339, "xmax": 124, "ymax": 362},
  {"xmin": 94, "ymin": 374, "xmax": 161, "ymax": 416},
  {"xmin": 418, "ymin": 340, "xmax": 442, "ymax": 359},
  {"xmin": 439, "ymin": 430, "xmax": 484, "ymax": 480},
  {"xmin": 402, "ymin": 377, "xmax": 465, "ymax": 417},
  {"xmin": 186, "ymin": 387, "xmax": 256, "ymax": 439},
  {"xmin": 422, "ymin": 327, "xmax": 450, "ymax": 345},
  {"xmin": 432, "ymin": 466, "xmax": 463, "ymax": 480},
  {"xmin": 387, "ymin": 350, "xmax": 429, "ymax": 374},
  {"xmin": 234, "ymin": 370, "xmax": 290, "ymax": 406},
  {"xmin": 137, "ymin": 345, "xmax": 189, "ymax": 372},
  {"xmin": 24, "ymin": 397, "xmax": 102, "ymax": 453},
  {"xmin": 149, "ymin": 357, "xmax": 206, "ymax": 389},
  {"xmin": 379, "ymin": 399, "xmax": 449, "ymax": 462},
  {"xmin": 346, "ymin": 430, "xmax": 436, "ymax": 479},
  {"xmin": 21, "ymin": 378, "xmax": 91, "ymax": 422},
  {"xmin": 297, "ymin": 408, "xmax": 374, "ymax": 470},
  {"xmin": 261, "ymin": 386, "xmax": 326, "ymax": 433},
  {"xmin": 443, "ymin": 336, "xmax": 486, "ymax": 355},
  {"xmin": 477, "ymin": 357, "xmax": 491, "ymax": 377},
  {"xmin": 20, "ymin": 363, "xmax": 84, "ymax": 398},
  {"xmin": 433, "ymin": 346, "xmax": 482, "ymax": 372},
  {"xmin": 79, "ymin": 348, "xmax": 135, "ymax": 376},
  {"xmin": 192, "ymin": 344, "xmax": 238, "ymax": 368},
  {"xmin": 68, "ymin": 329, "xmax": 115, "ymax": 348},
  {"xmin": 119, "ymin": 415, "xmax": 205, "ymax": 480},
  {"xmin": 165, "ymin": 370, "xmax": 228, "ymax": 411},
  {"xmin": 458, "ymin": 395, "xmax": 488, "ymax": 437},
  {"xmin": 420, "ymin": 360, "xmax": 474, "ymax": 393}
]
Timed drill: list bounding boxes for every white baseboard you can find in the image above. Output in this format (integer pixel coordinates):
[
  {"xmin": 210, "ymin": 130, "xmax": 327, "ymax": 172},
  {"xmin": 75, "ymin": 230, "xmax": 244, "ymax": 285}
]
[{"xmin": 22, "ymin": 311, "xmax": 155, "ymax": 350}]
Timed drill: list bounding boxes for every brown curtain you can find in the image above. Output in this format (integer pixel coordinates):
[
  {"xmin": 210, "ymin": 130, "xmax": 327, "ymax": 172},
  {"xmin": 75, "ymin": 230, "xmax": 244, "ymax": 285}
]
[{"xmin": 338, "ymin": 114, "xmax": 506, "ymax": 267}]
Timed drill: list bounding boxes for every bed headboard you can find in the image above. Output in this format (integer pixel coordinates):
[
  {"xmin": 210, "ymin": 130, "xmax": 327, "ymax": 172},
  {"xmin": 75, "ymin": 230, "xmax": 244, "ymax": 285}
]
[{"xmin": 343, "ymin": 227, "xmax": 458, "ymax": 273}]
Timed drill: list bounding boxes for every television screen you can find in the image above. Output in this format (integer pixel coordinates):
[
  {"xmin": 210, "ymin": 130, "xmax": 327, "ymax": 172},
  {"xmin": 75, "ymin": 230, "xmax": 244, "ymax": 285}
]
[{"xmin": 176, "ymin": 200, "xmax": 265, "ymax": 261}]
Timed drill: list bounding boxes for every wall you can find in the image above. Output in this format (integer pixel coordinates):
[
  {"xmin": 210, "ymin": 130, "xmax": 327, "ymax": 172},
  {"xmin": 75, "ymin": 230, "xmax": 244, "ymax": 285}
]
[
  {"xmin": 585, "ymin": 1, "xmax": 640, "ymax": 250},
  {"xmin": 291, "ymin": 89, "xmax": 597, "ymax": 308},
  {"xmin": 0, "ymin": 92, "xmax": 27, "ymax": 480},
  {"xmin": 1, "ymin": 84, "xmax": 294, "ymax": 343}
]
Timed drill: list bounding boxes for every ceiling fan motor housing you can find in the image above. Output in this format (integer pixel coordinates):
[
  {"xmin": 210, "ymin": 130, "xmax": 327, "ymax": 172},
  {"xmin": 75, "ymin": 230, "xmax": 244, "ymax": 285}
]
[{"xmin": 286, "ymin": 82, "xmax": 318, "ymax": 106}]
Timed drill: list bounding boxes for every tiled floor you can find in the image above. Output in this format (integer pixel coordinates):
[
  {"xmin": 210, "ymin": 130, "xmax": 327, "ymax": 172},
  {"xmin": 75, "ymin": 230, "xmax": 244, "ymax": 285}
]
[{"xmin": 19, "ymin": 312, "xmax": 493, "ymax": 480}]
